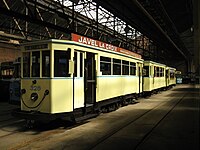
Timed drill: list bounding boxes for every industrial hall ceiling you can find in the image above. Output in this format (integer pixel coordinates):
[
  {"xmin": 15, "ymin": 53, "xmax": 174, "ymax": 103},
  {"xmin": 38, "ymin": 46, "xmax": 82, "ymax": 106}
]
[{"xmin": 0, "ymin": 0, "xmax": 193, "ymax": 69}]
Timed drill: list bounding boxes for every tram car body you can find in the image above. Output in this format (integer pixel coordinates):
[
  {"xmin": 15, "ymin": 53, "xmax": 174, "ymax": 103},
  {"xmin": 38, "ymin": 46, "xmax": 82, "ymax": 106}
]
[
  {"xmin": 13, "ymin": 33, "xmax": 143, "ymax": 121},
  {"xmin": 9, "ymin": 78, "xmax": 20, "ymax": 105},
  {"xmin": 175, "ymin": 71, "xmax": 182, "ymax": 84},
  {"xmin": 166, "ymin": 67, "xmax": 176, "ymax": 88},
  {"xmin": 143, "ymin": 61, "xmax": 167, "ymax": 95},
  {"xmin": 0, "ymin": 61, "xmax": 14, "ymax": 101},
  {"xmin": 9, "ymin": 58, "xmax": 21, "ymax": 105}
]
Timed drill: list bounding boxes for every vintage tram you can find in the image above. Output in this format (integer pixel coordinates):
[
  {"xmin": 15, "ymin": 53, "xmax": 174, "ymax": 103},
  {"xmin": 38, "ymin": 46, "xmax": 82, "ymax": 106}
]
[
  {"xmin": 143, "ymin": 61, "xmax": 167, "ymax": 95},
  {"xmin": 13, "ymin": 33, "xmax": 144, "ymax": 122},
  {"xmin": 9, "ymin": 58, "xmax": 21, "ymax": 105},
  {"xmin": 166, "ymin": 66, "xmax": 176, "ymax": 88}
]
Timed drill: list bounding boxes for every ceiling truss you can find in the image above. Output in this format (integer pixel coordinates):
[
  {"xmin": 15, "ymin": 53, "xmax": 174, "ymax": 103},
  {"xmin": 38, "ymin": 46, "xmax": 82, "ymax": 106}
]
[{"xmin": 0, "ymin": 0, "xmax": 191, "ymax": 65}]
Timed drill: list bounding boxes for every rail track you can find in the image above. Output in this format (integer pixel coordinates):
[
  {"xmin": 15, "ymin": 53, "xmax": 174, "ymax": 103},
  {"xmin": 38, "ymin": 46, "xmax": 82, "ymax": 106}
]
[
  {"xmin": 0, "ymin": 84, "xmax": 198, "ymax": 150},
  {"xmin": 89, "ymin": 93, "xmax": 187, "ymax": 150}
]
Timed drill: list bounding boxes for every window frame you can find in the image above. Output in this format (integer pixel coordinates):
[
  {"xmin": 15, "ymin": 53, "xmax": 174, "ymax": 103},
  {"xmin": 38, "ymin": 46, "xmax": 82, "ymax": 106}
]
[
  {"xmin": 54, "ymin": 50, "xmax": 71, "ymax": 77},
  {"xmin": 122, "ymin": 60, "xmax": 129, "ymax": 75},
  {"xmin": 113, "ymin": 58, "xmax": 121, "ymax": 75},
  {"xmin": 100, "ymin": 56, "xmax": 112, "ymax": 75}
]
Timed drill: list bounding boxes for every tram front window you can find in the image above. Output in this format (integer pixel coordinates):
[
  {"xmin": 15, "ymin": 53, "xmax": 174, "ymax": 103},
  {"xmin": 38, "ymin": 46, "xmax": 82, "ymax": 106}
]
[
  {"xmin": 170, "ymin": 70, "xmax": 175, "ymax": 78},
  {"xmin": 143, "ymin": 66, "xmax": 149, "ymax": 77},
  {"xmin": 23, "ymin": 52, "xmax": 30, "ymax": 77},
  {"xmin": 54, "ymin": 50, "xmax": 70, "ymax": 77},
  {"xmin": 32, "ymin": 51, "xmax": 40, "ymax": 77},
  {"xmin": 42, "ymin": 51, "xmax": 50, "ymax": 77}
]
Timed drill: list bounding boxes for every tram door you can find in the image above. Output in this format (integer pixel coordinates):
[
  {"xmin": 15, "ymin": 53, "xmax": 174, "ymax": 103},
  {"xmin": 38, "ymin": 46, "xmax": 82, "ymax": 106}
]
[
  {"xmin": 138, "ymin": 63, "xmax": 143, "ymax": 93},
  {"xmin": 166, "ymin": 69, "xmax": 169, "ymax": 86},
  {"xmin": 84, "ymin": 52, "xmax": 96, "ymax": 106}
]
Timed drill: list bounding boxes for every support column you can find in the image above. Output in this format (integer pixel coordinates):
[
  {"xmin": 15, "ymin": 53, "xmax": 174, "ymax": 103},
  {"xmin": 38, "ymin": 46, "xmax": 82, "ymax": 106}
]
[{"xmin": 193, "ymin": 0, "xmax": 200, "ymax": 83}]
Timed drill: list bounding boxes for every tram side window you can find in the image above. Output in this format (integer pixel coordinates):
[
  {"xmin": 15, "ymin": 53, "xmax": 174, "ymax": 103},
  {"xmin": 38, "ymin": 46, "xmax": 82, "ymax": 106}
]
[
  {"xmin": 156, "ymin": 67, "xmax": 160, "ymax": 77},
  {"xmin": 100, "ymin": 56, "xmax": 111, "ymax": 75},
  {"xmin": 130, "ymin": 62, "xmax": 136, "ymax": 75},
  {"xmin": 166, "ymin": 70, "xmax": 168, "ymax": 78},
  {"xmin": 170, "ymin": 70, "xmax": 175, "ymax": 78},
  {"xmin": 159, "ymin": 67, "xmax": 162, "ymax": 77},
  {"xmin": 23, "ymin": 52, "xmax": 30, "ymax": 77},
  {"xmin": 122, "ymin": 60, "xmax": 129, "ymax": 75},
  {"xmin": 162, "ymin": 68, "xmax": 164, "ymax": 77},
  {"xmin": 154, "ymin": 66, "xmax": 157, "ymax": 77},
  {"xmin": 143, "ymin": 66, "xmax": 149, "ymax": 77},
  {"xmin": 42, "ymin": 51, "xmax": 50, "ymax": 77},
  {"xmin": 32, "ymin": 51, "xmax": 40, "ymax": 77},
  {"xmin": 149, "ymin": 66, "xmax": 152, "ymax": 76},
  {"xmin": 160, "ymin": 68, "xmax": 163, "ymax": 77},
  {"xmin": 54, "ymin": 50, "xmax": 70, "ymax": 77},
  {"xmin": 154, "ymin": 66, "xmax": 160, "ymax": 77},
  {"xmin": 113, "ymin": 59, "xmax": 121, "ymax": 75}
]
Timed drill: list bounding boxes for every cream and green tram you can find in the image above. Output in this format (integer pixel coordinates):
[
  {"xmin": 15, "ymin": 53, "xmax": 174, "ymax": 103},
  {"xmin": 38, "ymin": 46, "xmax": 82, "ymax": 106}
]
[
  {"xmin": 13, "ymin": 35, "xmax": 143, "ymax": 121},
  {"xmin": 143, "ymin": 61, "xmax": 167, "ymax": 95}
]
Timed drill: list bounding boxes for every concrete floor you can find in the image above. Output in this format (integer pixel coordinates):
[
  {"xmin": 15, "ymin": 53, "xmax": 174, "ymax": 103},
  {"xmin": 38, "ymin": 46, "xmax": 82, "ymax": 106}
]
[{"xmin": 0, "ymin": 84, "xmax": 199, "ymax": 150}]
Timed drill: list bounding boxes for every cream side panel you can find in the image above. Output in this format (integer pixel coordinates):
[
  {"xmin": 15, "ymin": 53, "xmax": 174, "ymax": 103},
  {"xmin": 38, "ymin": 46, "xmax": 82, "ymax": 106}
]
[
  {"xmin": 96, "ymin": 77, "xmax": 122, "ymax": 102},
  {"xmin": 121, "ymin": 77, "xmax": 139, "ymax": 95},
  {"xmin": 169, "ymin": 78, "xmax": 176, "ymax": 85},
  {"xmin": 51, "ymin": 79, "xmax": 73, "ymax": 113},
  {"xmin": 143, "ymin": 77, "xmax": 151, "ymax": 91},
  {"xmin": 153, "ymin": 77, "xmax": 166, "ymax": 89},
  {"xmin": 52, "ymin": 43, "xmax": 74, "ymax": 51},
  {"xmin": 21, "ymin": 79, "xmax": 51, "ymax": 113},
  {"xmin": 150, "ymin": 77, "xmax": 153, "ymax": 91},
  {"xmin": 166, "ymin": 77, "xmax": 170, "ymax": 87},
  {"xmin": 96, "ymin": 76, "xmax": 139, "ymax": 102},
  {"xmin": 74, "ymin": 78, "xmax": 84, "ymax": 109},
  {"xmin": 173, "ymin": 78, "xmax": 176, "ymax": 84}
]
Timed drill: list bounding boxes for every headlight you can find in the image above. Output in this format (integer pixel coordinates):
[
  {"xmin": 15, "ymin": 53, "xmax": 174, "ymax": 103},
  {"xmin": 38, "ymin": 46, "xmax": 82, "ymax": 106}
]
[
  {"xmin": 31, "ymin": 93, "xmax": 38, "ymax": 101},
  {"xmin": 21, "ymin": 89, "xmax": 26, "ymax": 94},
  {"xmin": 44, "ymin": 90, "xmax": 49, "ymax": 96}
]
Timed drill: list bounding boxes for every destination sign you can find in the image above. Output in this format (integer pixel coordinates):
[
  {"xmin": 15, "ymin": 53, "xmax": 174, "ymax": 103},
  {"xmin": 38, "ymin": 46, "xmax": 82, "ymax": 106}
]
[
  {"xmin": 25, "ymin": 44, "xmax": 48, "ymax": 51},
  {"xmin": 71, "ymin": 33, "xmax": 142, "ymax": 59}
]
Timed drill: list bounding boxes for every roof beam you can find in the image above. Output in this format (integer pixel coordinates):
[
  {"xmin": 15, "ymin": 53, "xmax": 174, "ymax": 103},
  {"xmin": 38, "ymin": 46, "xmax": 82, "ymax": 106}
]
[
  {"xmin": 0, "ymin": 6, "xmax": 71, "ymax": 34},
  {"xmin": 3, "ymin": 0, "xmax": 26, "ymax": 38}
]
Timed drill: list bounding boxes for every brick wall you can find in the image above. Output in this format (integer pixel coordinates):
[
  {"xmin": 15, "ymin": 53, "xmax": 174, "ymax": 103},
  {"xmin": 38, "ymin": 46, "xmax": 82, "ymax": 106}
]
[{"xmin": 0, "ymin": 44, "xmax": 21, "ymax": 63}]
